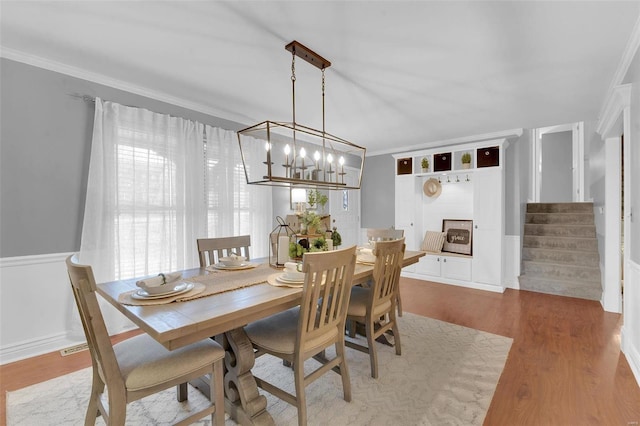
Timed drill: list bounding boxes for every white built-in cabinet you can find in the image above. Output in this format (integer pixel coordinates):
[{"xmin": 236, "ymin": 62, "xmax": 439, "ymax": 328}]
[{"xmin": 393, "ymin": 139, "xmax": 507, "ymax": 293}]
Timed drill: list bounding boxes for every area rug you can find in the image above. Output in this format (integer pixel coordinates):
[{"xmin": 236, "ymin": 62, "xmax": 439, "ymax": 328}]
[{"xmin": 6, "ymin": 313, "xmax": 512, "ymax": 425}]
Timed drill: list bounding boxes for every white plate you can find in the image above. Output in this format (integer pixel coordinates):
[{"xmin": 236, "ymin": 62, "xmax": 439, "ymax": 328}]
[
  {"xmin": 276, "ymin": 274, "xmax": 305, "ymax": 284},
  {"xmin": 211, "ymin": 262, "xmax": 256, "ymax": 271},
  {"xmin": 132, "ymin": 282, "xmax": 194, "ymax": 299}
]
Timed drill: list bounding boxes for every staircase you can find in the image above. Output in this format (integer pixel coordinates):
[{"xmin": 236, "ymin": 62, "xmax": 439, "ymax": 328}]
[{"xmin": 519, "ymin": 202, "xmax": 602, "ymax": 301}]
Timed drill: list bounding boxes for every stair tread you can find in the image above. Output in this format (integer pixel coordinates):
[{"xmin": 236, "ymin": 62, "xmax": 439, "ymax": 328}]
[{"xmin": 523, "ymin": 259, "xmax": 600, "ymax": 270}]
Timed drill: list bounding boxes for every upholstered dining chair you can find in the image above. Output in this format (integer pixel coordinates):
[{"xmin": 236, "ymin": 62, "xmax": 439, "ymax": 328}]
[
  {"xmin": 346, "ymin": 238, "xmax": 405, "ymax": 378},
  {"xmin": 197, "ymin": 235, "xmax": 251, "ymax": 267},
  {"xmin": 366, "ymin": 227, "xmax": 404, "ymax": 243},
  {"xmin": 244, "ymin": 246, "xmax": 357, "ymax": 426},
  {"xmin": 365, "ymin": 228, "xmax": 405, "ymax": 315},
  {"xmin": 66, "ymin": 255, "xmax": 226, "ymax": 425}
]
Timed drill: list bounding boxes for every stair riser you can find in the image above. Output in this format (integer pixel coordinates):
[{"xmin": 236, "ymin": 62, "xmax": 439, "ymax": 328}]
[
  {"xmin": 522, "ymin": 248, "xmax": 600, "ymax": 266},
  {"xmin": 523, "ymin": 236, "xmax": 598, "ymax": 252},
  {"xmin": 524, "ymin": 224, "xmax": 596, "ymax": 238},
  {"xmin": 523, "ymin": 261, "xmax": 600, "ymax": 283},
  {"xmin": 527, "ymin": 203, "xmax": 594, "ymax": 214},
  {"xmin": 525, "ymin": 213, "xmax": 594, "ymax": 225},
  {"xmin": 518, "ymin": 277, "xmax": 601, "ymax": 301}
]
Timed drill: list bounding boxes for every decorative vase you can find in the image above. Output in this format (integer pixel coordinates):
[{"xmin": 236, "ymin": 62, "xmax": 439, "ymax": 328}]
[
  {"xmin": 462, "ymin": 163, "xmax": 471, "ymax": 169},
  {"xmin": 421, "ymin": 167, "xmax": 429, "ymax": 173}
]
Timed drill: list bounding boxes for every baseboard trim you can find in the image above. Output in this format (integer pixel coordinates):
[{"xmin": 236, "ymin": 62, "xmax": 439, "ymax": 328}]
[
  {"xmin": 621, "ymin": 259, "xmax": 640, "ymax": 387},
  {"xmin": 402, "ymin": 272, "xmax": 505, "ymax": 293},
  {"xmin": 0, "ymin": 332, "xmax": 83, "ymax": 365}
]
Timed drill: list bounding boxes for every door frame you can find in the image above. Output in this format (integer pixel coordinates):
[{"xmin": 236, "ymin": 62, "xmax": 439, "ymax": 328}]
[
  {"xmin": 597, "ymin": 84, "xmax": 631, "ymax": 314},
  {"xmin": 531, "ymin": 122, "xmax": 585, "ymax": 202}
]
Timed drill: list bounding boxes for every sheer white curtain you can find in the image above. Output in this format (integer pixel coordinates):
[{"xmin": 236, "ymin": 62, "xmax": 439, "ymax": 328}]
[
  {"xmin": 204, "ymin": 126, "xmax": 272, "ymax": 258},
  {"xmin": 78, "ymin": 98, "xmax": 206, "ymax": 333},
  {"xmin": 77, "ymin": 99, "xmax": 272, "ymax": 334}
]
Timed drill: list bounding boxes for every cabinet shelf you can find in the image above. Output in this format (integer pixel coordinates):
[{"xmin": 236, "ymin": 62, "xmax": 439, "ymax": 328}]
[{"xmin": 395, "ymin": 140, "xmax": 504, "ymax": 176}]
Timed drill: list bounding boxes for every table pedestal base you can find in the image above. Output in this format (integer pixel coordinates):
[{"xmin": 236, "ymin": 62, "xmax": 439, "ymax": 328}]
[{"xmin": 218, "ymin": 328, "xmax": 274, "ymax": 426}]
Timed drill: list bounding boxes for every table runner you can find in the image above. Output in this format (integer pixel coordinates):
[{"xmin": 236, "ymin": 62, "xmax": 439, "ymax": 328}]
[{"xmin": 118, "ymin": 263, "xmax": 273, "ymax": 306}]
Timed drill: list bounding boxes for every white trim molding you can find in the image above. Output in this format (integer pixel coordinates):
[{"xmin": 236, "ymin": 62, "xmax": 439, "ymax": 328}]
[{"xmin": 597, "ymin": 84, "xmax": 631, "ymax": 138}]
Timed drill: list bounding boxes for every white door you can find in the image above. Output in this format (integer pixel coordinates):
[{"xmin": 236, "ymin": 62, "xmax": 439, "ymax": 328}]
[
  {"xmin": 329, "ymin": 167, "xmax": 360, "ymax": 248},
  {"xmin": 472, "ymin": 169, "xmax": 503, "ymax": 287}
]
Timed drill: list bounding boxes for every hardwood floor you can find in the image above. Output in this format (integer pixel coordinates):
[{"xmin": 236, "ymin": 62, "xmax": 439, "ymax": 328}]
[{"xmin": 2, "ymin": 279, "xmax": 639, "ymax": 425}]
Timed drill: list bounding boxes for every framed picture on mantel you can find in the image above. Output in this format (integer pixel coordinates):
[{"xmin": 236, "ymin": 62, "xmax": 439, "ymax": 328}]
[{"xmin": 442, "ymin": 219, "xmax": 473, "ymax": 255}]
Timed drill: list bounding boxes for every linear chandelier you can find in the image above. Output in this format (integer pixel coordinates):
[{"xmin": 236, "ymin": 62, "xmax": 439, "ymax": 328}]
[{"xmin": 237, "ymin": 41, "xmax": 366, "ymax": 190}]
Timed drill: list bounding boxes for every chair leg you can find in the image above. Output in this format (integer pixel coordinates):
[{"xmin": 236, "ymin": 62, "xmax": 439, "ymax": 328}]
[
  {"xmin": 335, "ymin": 340, "xmax": 352, "ymax": 402},
  {"xmin": 212, "ymin": 360, "xmax": 225, "ymax": 426},
  {"xmin": 365, "ymin": 317, "xmax": 379, "ymax": 379},
  {"xmin": 348, "ymin": 319, "xmax": 357, "ymax": 338},
  {"xmin": 396, "ymin": 292, "xmax": 403, "ymax": 317},
  {"xmin": 294, "ymin": 355, "xmax": 307, "ymax": 426},
  {"xmin": 107, "ymin": 393, "xmax": 127, "ymax": 426},
  {"xmin": 176, "ymin": 382, "xmax": 188, "ymax": 401},
  {"xmin": 85, "ymin": 372, "xmax": 104, "ymax": 426},
  {"xmin": 391, "ymin": 311, "xmax": 402, "ymax": 356}
]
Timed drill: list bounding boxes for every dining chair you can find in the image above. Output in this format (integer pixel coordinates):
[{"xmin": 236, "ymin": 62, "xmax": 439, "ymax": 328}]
[
  {"xmin": 365, "ymin": 228, "xmax": 405, "ymax": 315},
  {"xmin": 346, "ymin": 238, "xmax": 405, "ymax": 379},
  {"xmin": 244, "ymin": 246, "xmax": 357, "ymax": 426},
  {"xmin": 366, "ymin": 227, "xmax": 404, "ymax": 243},
  {"xmin": 197, "ymin": 235, "xmax": 251, "ymax": 267},
  {"xmin": 66, "ymin": 255, "xmax": 226, "ymax": 425}
]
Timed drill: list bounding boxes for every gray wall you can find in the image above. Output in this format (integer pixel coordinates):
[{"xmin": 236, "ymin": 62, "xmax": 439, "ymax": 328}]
[
  {"xmin": 540, "ymin": 130, "xmax": 573, "ymax": 202},
  {"xmin": 504, "ymin": 131, "xmax": 532, "ymax": 236},
  {"xmin": 360, "ymin": 154, "xmax": 395, "ymax": 228},
  {"xmin": 0, "ymin": 58, "xmax": 245, "ymax": 257}
]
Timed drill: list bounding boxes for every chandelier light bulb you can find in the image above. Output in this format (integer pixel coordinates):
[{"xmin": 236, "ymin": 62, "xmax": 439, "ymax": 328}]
[
  {"xmin": 314, "ymin": 151, "xmax": 320, "ymax": 162},
  {"xmin": 284, "ymin": 144, "xmax": 291, "ymax": 156},
  {"xmin": 299, "ymin": 147, "xmax": 306, "ymax": 158},
  {"xmin": 339, "ymin": 156, "xmax": 345, "ymax": 166},
  {"xmin": 327, "ymin": 153, "xmax": 333, "ymax": 163}
]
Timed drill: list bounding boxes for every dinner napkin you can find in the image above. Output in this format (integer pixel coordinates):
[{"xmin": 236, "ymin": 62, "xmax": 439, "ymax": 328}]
[{"xmin": 136, "ymin": 272, "xmax": 182, "ymax": 288}]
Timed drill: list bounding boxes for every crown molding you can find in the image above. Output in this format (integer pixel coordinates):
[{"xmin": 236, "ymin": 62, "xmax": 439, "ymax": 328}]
[
  {"xmin": 596, "ymin": 84, "xmax": 631, "ymax": 138},
  {"xmin": 597, "ymin": 14, "xmax": 640, "ymax": 124},
  {"xmin": 0, "ymin": 47, "xmax": 249, "ymax": 128},
  {"xmin": 371, "ymin": 128, "xmax": 523, "ymax": 157}
]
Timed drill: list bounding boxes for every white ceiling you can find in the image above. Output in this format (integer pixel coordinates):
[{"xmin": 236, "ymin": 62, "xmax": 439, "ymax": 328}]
[{"xmin": 1, "ymin": 1, "xmax": 639, "ymax": 155}]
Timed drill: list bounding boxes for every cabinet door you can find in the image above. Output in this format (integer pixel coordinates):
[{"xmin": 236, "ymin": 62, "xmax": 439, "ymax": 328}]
[
  {"xmin": 395, "ymin": 175, "xmax": 417, "ymax": 250},
  {"xmin": 472, "ymin": 169, "xmax": 503, "ymax": 286},
  {"xmin": 415, "ymin": 254, "xmax": 442, "ymax": 277},
  {"xmin": 442, "ymin": 256, "xmax": 472, "ymax": 281}
]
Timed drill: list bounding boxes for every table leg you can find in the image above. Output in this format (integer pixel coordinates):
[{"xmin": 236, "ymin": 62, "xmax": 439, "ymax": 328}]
[{"xmin": 218, "ymin": 328, "xmax": 274, "ymax": 426}]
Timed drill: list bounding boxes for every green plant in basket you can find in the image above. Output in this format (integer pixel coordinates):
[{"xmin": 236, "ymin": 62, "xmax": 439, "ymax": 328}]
[
  {"xmin": 461, "ymin": 152, "xmax": 472, "ymax": 164},
  {"xmin": 421, "ymin": 157, "xmax": 429, "ymax": 170},
  {"xmin": 301, "ymin": 211, "xmax": 323, "ymax": 234}
]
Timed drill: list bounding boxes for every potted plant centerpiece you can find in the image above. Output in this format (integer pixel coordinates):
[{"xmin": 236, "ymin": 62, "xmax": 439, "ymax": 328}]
[
  {"xmin": 301, "ymin": 211, "xmax": 323, "ymax": 235},
  {"xmin": 461, "ymin": 152, "xmax": 472, "ymax": 169},
  {"xmin": 421, "ymin": 157, "xmax": 430, "ymax": 173}
]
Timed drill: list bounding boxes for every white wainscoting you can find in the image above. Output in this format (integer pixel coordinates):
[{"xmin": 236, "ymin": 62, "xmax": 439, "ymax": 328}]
[
  {"xmin": 504, "ymin": 235, "xmax": 521, "ymax": 290},
  {"xmin": 0, "ymin": 253, "xmax": 134, "ymax": 365},
  {"xmin": 621, "ymin": 259, "xmax": 640, "ymax": 387}
]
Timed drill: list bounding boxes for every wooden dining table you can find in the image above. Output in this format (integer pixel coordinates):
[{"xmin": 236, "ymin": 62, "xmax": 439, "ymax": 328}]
[{"xmin": 97, "ymin": 249, "xmax": 425, "ymax": 425}]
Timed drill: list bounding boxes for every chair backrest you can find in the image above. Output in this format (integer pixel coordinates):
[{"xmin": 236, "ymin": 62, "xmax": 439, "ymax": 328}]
[
  {"xmin": 367, "ymin": 228, "xmax": 404, "ymax": 242},
  {"xmin": 197, "ymin": 235, "xmax": 251, "ymax": 267},
  {"xmin": 66, "ymin": 255, "xmax": 124, "ymax": 390},
  {"xmin": 370, "ymin": 238, "xmax": 406, "ymax": 309},
  {"xmin": 297, "ymin": 246, "xmax": 357, "ymax": 357}
]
